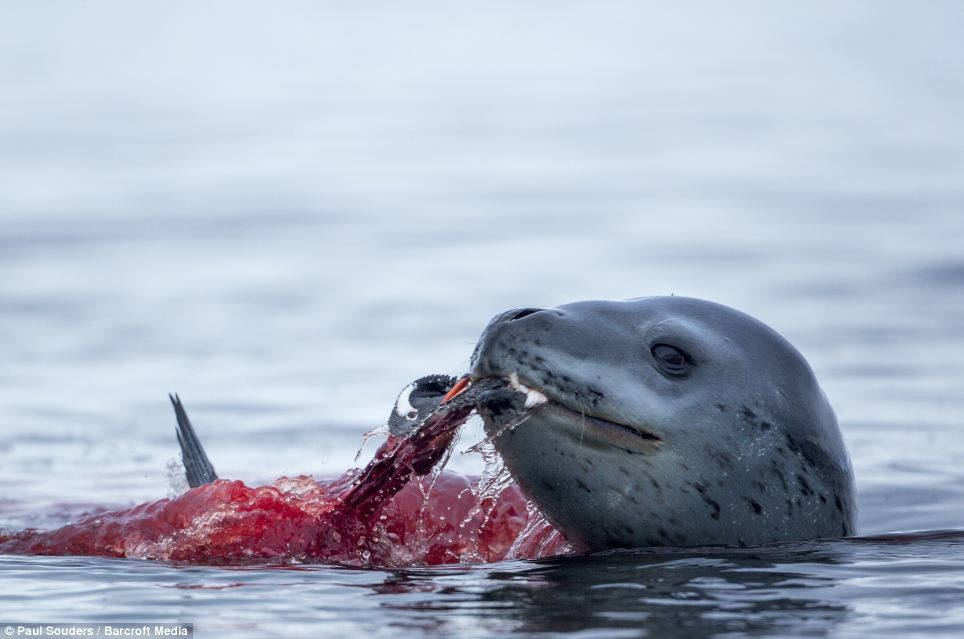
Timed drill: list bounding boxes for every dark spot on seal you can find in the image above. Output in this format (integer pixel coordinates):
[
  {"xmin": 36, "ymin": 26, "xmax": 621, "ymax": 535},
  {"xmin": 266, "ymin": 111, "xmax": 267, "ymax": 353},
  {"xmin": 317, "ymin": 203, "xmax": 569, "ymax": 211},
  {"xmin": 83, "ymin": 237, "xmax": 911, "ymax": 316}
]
[
  {"xmin": 710, "ymin": 448, "xmax": 733, "ymax": 470},
  {"xmin": 819, "ymin": 493, "xmax": 827, "ymax": 503},
  {"xmin": 785, "ymin": 433, "xmax": 831, "ymax": 474},
  {"xmin": 799, "ymin": 439, "xmax": 832, "ymax": 473},
  {"xmin": 786, "ymin": 434, "xmax": 800, "ymax": 454},
  {"xmin": 760, "ymin": 420, "xmax": 772, "ymax": 432},
  {"xmin": 587, "ymin": 387, "xmax": 605, "ymax": 400},
  {"xmin": 575, "ymin": 478, "xmax": 593, "ymax": 494},
  {"xmin": 834, "ymin": 495, "xmax": 844, "ymax": 513},
  {"xmin": 737, "ymin": 538, "xmax": 747, "ymax": 548},
  {"xmin": 741, "ymin": 406, "xmax": 757, "ymax": 420},
  {"xmin": 747, "ymin": 498, "xmax": 763, "ymax": 515},
  {"xmin": 796, "ymin": 474, "xmax": 813, "ymax": 496},
  {"xmin": 715, "ymin": 403, "xmax": 728, "ymax": 413},
  {"xmin": 769, "ymin": 463, "xmax": 789, "ymax": 491},
  {"xmin": 650, "ymin": 477, "xmax": 661, "ymax": 490},
  {"xmin": 686, "ymin": 481, "xmax": 721, "ymax": 519}
]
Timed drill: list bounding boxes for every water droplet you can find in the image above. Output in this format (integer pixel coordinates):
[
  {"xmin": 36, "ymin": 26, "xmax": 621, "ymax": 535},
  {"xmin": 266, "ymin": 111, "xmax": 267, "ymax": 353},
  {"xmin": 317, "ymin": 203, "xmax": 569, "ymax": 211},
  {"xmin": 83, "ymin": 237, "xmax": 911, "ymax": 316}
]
[{"xmin": 354, "ymin": 424, "xmax": 390, "ymax": 464}]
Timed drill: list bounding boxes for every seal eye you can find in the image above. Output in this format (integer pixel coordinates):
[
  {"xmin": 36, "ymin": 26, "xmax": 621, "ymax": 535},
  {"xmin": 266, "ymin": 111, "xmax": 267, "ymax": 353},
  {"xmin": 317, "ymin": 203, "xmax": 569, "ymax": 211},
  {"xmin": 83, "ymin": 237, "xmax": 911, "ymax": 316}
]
[{"xmin": 652, "ymin": 343, "xmax": 691, "ymax": 377}]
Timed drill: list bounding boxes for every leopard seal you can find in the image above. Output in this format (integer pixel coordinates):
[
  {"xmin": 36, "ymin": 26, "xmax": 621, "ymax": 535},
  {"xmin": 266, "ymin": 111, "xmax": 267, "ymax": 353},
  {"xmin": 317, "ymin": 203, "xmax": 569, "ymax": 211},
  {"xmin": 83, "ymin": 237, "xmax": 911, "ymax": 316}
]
[{"xmin": 469, "ymin": 296, "xmax": 857, "ymax": 551}]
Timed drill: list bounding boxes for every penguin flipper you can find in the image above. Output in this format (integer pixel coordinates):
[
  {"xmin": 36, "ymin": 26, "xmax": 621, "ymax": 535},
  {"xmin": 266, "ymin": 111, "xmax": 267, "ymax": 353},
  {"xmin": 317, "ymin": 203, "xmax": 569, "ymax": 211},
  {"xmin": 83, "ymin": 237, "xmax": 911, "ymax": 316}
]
[{"xmin": 169, "ymin": 393, "xmax": 218, "ymax": 488}]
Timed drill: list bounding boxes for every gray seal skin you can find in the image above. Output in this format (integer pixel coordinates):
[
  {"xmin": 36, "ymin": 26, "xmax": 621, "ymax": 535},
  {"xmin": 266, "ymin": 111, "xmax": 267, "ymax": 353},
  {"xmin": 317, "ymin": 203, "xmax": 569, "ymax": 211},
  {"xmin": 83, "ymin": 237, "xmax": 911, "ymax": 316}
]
[{"xmin": 470, "ymin": 296, "xmax": 857, "ymax": 551}]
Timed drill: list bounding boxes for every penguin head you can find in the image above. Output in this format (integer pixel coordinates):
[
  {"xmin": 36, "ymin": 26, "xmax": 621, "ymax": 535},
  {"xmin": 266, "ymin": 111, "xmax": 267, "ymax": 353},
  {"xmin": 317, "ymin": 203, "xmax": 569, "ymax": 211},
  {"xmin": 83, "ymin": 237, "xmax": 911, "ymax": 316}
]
[{"xmin": 387, "ymin": 374, "xmax": 457, "ymax": 437}]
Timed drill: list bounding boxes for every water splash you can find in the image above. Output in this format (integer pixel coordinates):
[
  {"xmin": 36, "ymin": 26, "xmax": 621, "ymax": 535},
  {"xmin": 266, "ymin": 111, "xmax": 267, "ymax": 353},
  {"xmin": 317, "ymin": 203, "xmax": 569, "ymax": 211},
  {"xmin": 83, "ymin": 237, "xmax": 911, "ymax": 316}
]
[
  {"xmin": 505, "ymin": 500, "xmax": 572, "ymax": 561},
  {"xmin": 354, "ymin": 423, "xmax": 390, "ymax": 465},
  {"xmin": 166, "ymin": 458, "xmax": 189, "ymax": 499}
]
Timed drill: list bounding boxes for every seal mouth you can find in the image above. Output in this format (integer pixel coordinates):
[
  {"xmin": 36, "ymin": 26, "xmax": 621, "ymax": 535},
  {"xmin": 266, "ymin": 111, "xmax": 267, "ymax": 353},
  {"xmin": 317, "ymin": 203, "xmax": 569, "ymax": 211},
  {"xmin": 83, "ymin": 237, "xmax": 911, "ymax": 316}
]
[{"xmin": 468, "ymin": 372, "xmax": 662, "ymax": 448}]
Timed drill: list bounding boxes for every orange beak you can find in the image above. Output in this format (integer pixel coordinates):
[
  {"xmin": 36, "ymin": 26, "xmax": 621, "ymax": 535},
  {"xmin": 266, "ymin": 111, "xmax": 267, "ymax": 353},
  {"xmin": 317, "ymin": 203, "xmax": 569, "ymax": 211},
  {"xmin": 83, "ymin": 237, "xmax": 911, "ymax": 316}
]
[{"xmin": 440, "ymin": 375, "xmax": 470, "ymax": 404}]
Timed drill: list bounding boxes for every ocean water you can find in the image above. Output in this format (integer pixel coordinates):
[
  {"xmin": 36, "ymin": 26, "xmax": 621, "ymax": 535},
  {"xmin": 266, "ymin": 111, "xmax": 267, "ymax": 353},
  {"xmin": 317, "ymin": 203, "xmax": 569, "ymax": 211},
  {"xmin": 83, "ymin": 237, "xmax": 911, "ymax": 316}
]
[{"xmin": 2, "ymin": 2, "xmax": 964, "ymax": 637}]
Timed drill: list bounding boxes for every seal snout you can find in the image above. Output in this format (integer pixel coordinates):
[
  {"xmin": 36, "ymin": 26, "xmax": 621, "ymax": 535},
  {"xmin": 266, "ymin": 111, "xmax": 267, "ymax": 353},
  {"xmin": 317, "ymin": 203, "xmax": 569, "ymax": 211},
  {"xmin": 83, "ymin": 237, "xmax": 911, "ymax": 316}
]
[
  {"xmin": 469, "ymin": 304, "xmax": 660, "ymax": 446},
  {"xmin": 470, "ymin": 306, "xmax": 562, "ymax": 378}
]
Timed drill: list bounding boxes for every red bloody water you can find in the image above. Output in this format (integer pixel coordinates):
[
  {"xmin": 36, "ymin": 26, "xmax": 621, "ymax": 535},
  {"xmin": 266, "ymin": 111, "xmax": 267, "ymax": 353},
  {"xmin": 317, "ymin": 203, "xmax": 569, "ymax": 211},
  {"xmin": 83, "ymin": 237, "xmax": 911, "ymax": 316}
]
[
  {"xmin": 0, "ymin": 390, "xmax": 570, "ymax": 566},
  {"xmin": 0, "ymin": 472, "xmax": 567, "ymax": 566}
]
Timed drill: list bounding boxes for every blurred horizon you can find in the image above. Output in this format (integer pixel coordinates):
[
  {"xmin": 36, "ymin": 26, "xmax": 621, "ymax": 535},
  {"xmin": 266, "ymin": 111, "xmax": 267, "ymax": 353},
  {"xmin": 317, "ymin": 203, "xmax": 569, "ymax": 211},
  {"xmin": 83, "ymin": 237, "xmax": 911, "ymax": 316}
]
[{"xmin": 1, "ymin": 1, "xmax": 963, "ymax": 535}]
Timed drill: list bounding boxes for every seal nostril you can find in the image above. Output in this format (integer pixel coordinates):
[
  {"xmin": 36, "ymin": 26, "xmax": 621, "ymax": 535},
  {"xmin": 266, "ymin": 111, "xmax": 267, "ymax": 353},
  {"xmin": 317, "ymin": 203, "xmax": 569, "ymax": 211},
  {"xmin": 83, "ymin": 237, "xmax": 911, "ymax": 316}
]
[{"xmin": 509, "ymin": 308, "xmax": 543, "ymax": 321}]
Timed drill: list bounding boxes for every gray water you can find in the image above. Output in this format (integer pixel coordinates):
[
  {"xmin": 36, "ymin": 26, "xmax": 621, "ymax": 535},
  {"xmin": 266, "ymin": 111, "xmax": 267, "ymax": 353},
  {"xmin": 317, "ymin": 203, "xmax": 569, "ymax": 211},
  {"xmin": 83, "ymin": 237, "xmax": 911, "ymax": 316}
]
[{"xmin": 2, "ymin": 2, "xmax": 964, "ymax": 637}]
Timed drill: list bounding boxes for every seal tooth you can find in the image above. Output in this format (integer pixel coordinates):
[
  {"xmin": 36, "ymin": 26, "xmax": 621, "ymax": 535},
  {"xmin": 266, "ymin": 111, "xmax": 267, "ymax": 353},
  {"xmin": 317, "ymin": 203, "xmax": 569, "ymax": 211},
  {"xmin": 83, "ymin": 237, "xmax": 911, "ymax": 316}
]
[
  {"xmin": 524, "ymin": 389, "xmax": 548, "ymax": 409},
  {"xmin": 508, "ymin": 372, "xmax": 531, "ymax": 394}
]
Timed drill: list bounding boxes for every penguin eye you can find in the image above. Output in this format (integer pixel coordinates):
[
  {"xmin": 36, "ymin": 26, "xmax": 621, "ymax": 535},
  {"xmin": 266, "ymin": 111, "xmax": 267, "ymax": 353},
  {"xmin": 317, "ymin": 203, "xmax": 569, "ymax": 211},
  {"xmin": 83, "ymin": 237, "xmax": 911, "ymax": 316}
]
[
  {"xmin": 406, "ymin": 410, "xmax": 418, "ymax": 420},
  {"xmin": 651, "ymin": 343, "xmax": 691, "ymax": 377}
]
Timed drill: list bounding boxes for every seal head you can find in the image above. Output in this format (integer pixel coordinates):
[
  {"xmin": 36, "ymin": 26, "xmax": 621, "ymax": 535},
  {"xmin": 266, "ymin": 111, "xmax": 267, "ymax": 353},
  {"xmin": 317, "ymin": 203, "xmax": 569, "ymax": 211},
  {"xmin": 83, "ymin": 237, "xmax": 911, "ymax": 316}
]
[{"xmin": 470, "ymin": 297, "xmax": 856, "ymax": 550}]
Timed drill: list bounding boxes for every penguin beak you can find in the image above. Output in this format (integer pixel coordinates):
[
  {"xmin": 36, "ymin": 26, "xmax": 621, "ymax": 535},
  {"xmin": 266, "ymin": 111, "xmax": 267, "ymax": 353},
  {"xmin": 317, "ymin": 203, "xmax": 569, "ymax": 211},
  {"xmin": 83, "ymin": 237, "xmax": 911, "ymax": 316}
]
[{"xmin": 440, "ymin": 375, "xmax": 471, "ymax": 404}]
